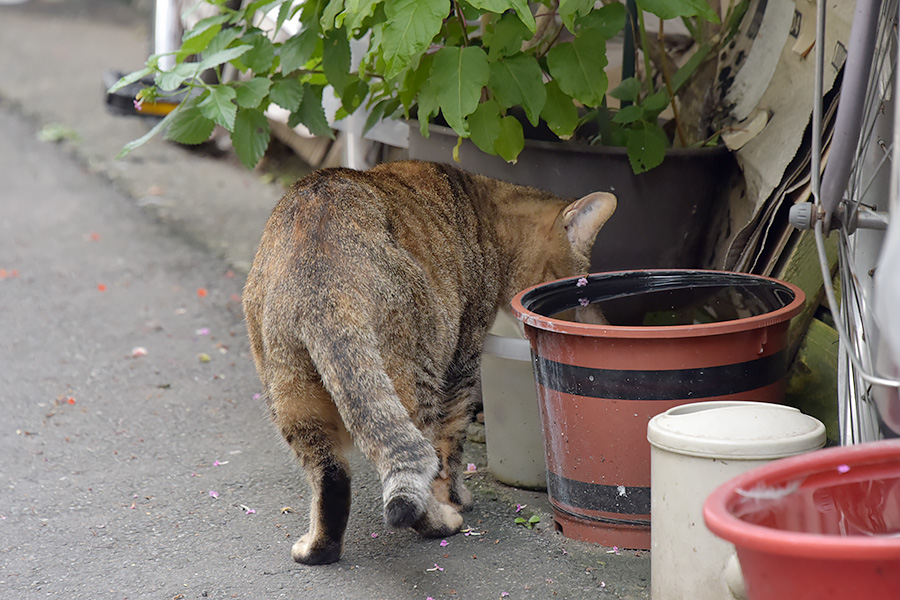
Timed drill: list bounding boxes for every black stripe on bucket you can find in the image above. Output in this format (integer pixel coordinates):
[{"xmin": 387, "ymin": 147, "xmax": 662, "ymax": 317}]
[
  {"xmin": 533, "ymin": 350, "xmax": 786, "ymax": 401},
  {"xmin": 547, "ymin": 471, "xmax": 651, "ymax": 519}
]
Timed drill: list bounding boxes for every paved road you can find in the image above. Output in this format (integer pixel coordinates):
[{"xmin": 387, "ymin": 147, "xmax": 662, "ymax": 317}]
[{"xmin": 0, "ymin": 2, "xmax": 650, "ymax": 598}]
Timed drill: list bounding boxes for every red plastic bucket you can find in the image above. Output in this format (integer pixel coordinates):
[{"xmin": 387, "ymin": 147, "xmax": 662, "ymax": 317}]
[
  {"xmin": 511, "ymin": 270, "xmax": 805, "ymax": 549},
  {"xmin": 704, "ymin": 440, "xmax": 900, "ymax": 600}
]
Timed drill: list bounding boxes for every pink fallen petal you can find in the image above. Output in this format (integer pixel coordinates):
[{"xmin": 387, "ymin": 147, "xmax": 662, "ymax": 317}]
[
  {"xmin": 440, "ymin": 539, "xmax": 448, "ymax": 547},
  {"xmin": 209, "ymin": 490, "xmax": 219, "ymax": 499},
  {"xmin": 576, "ymin": 277, "xmax": 588, "ymax": 287},
  {"xmin": 466, "ymin": 463, "xmax": 477, "ymax": 473}
]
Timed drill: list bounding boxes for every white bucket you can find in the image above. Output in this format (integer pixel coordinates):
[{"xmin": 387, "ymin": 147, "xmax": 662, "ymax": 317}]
[
  {"xmin": 647, "ymin": 401, "xmax": 826, "ymax": 600},
  {"xmin": 481, "ymin": 315, "xmax": 546, "ymax": 490}
]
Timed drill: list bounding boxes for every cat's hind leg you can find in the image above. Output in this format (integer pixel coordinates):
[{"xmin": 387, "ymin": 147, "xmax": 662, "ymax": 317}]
[
  {"xmin": 431, "ymin": 391, "xmax": 476, "ymax": 514},
  {"xmin": 268, "ymin": 371, "xmax": 352, "ymax": 565},
  {"xmin": 370, "ymin": 371, "xmax": 464, "ymax": 538}
]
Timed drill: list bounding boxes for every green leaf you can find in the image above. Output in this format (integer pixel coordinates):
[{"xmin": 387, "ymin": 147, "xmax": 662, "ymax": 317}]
[
  {"xmin": 546, "ymin": 28, "xmax": 609, "ymax": 108},
  {"xmin": 117, "ymin": 110, "xmax": 177, "ymax": 158},
  {"xmin": 275, "ymin": 1, "xmax": 293, "ymax": 34},
  {"xmin": 416, "ymin": 80, "xmax": 439, "ymax": 136},
  {"xmin": 231, "ymin": 108, "xmax": 271, "ymax": 169},
  {"xmin": 323, "ymin": 28, "xmax": 352, "ymax": 94},
  {"xmin": 270, "ymin": 77, "xmax": 305, "ymax": 111},
  {"xmin": 625, "ymin": 121, "xmax": 668, "ymax": 173},
  {"xmin": 196, "ymin": 45, "xmax": 253, "ymax": 72},
  {"xmin": 611, "ymin": 104, "xmax": 643, "ymax": 124},
  {"xmin": 558, "ymin": 0, "xmax": 594, "ymax": 31},
  {"xmin": 177, "ymin": 20, "xmax": 223, "ymax": 63},
  {"xmin": 279, "ymin": 28, "xmax": 320, "ymax": 74},
  {"xmin": 199, "ymin": 85, "xmax": 238, "ymax": 130},
  {"xmin": 342, "ymin": 0, "xmax": 382, "ymax": 31},
  {"xmin": 540, "ymin": 80, "xmax": 578, "ymax": 139},
  {"xmin": 205, "ymin": 27, "xmax": 242, "ymax": 56},
  {"xmin": 466, "ymin": 0, "xmax": 535, "ymax": 33},
  {"xmin": 157, "ymin": 62, "xmax": 201, "ymax": 92},
  {"xmin": 165, "ymin": 99, "xmax": 216, "ymax": 145},
  {"xmin": 609, "ymin": 77, "xmax": 641, "ymax": 103},
  {"xmin": 340, "ymin": 76, "xmax": 369, "ymax": 113},
  {"xmin": 400, "ymin": 53, "xmax": 434, "ymax": 112},
  {"xmin": 363, "ymin": 97, "xmax": 399, "ymax": 134},
  {"xmin": 321, "ymin": 0, "xmax": 346, "ymax": 30},
  {"xmin": 382, "ymin": 0, "xmax": 449, "ymax": 80},
  {"xmin": 289, "ymin": 84, "xmax": 335, "ymax": 139},
  {"xmin": 108, "ymin": 67, "xmax": 151, "ymax": 94},
  {"xmin": 466, "ymin": 99, "xmax": 501, "ymax": 156},
  {"xmin": 495, "ymin": 114, "xmax": 524, "ymax": 163},
  {"xmin": 243, "ymin": 33, "xmax": 277, "ymax": 73},
  {"xmin": 432, "ymin": 46, "xmax": 489, "ymax": 135},
  {"xmin": 636, "ymin": 0, "xmax": 719, "ymax": 23},
  {"xmin": 488, "ymin": 54, "xmax": 546, "ymax": 126},
  {"xmin": 243, "ymin": 0, "xmax": 281, "ymax": 18},
  {"xmin": 577, "ymin": 2, "xmax": 627, "ymax": 38},
  {"xmin": 485, "ymin": 11, "xmax": 531, "ymax": 61},
  {"xmin": 641, "ymin": 89, "xmax": 670, "ymax": 115},
  {"xmin": 234, "ymin": 77, "xmax": 273, "ymax": 109}
]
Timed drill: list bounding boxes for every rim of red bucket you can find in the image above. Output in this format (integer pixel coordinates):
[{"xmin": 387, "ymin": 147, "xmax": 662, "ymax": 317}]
[
  {"xmin": 510, "ymin": 269, "xmax": 806, "ymax": 339},
  {"xmin": 703, "ymin": 440, "xmax": 900, "ymax": 559}
]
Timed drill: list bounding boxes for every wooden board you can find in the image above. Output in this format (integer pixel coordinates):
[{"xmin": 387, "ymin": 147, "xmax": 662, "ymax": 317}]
[
  {"xmin": 784, "ymin": 317, "xmax": 840, "ymax": 444},
  {"xmin": 774, "ymin": 228, "xmax": 839, "ymax": 362}
]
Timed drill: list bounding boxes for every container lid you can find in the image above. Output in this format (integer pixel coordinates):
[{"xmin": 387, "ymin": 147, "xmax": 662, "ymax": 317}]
[
  {"xmin": 647, "ymin": 401, "xmax": 826, "ymax": 459},
  {"xmin": 483, "ymin": 333, "xmax": 531, "ymax": 361}
]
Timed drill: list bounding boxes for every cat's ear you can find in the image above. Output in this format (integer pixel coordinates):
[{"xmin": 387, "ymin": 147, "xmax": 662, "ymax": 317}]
[{"xmin": 561, "ymin": 192, "xmax": 617, "ymax": 256}]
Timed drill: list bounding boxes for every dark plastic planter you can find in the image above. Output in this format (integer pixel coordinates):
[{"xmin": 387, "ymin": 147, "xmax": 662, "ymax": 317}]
[
  {"xmin": 511, "ymin": 270, "xmax": 805, "ymax": 549},
  {"xmin": 408, "ymin": 123, "xmax": 737, "ymax": 271}
]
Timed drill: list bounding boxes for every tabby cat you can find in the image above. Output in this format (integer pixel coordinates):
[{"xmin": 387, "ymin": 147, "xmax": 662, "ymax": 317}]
[{"xmin": 243, "ymin": 160, "xmax": 616, "ymax": 564}]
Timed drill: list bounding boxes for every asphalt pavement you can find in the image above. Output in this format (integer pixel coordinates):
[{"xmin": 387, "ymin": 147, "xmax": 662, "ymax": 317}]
[{"xmin": 0, "ymin": 1, "xmax": 650, "ymax": 598}]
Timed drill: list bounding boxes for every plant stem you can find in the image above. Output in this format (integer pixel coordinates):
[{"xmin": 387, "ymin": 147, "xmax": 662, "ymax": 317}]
[
  {"xmin": 452, "ymin": 0, "xmax": 469, "ymax": 47},
  {"xmin": 657, "ymin": 20, "xmax": 687, "ymax": 147},
  {"xmin": 636, "ymin": 8, "xmax": 653, "ymax": 95},
  {"xmin": 621, "ymin": 0, "xmax": 637, "ymax": 107}
]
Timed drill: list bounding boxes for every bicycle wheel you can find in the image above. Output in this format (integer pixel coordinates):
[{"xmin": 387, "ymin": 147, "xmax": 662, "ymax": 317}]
[{"xmin": 812, "ymin": 0, "xmax": 900, "ymax": 444}]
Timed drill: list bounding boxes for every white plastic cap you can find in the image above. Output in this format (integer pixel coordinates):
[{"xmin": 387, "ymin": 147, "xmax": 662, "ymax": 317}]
[{"xmin": 647, "ymin": 401, "xmax": 826, "ymax": 459}]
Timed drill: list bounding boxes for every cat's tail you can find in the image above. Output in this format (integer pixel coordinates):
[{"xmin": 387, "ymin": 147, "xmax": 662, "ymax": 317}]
[{"xmin": 300, "ymin": 316, "xmax": 439, "ymax": 530}]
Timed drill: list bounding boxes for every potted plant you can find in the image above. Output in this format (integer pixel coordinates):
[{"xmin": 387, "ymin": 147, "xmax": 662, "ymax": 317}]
[
  {"xmin": 112, "ymin": 0, "xmax": 744, "ymax": 168},
  {"xmin": 112, "ymin": 0, "xmax": 746, "ymax": 270}
]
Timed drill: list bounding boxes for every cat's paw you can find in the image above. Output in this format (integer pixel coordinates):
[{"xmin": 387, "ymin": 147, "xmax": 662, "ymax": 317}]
[
  {"xmin": 383, "ymin": 470, "xmax": 432, "ymax": 529},
  {"xmin": 412, "ymin": 498, "xmax": 464, "ymax": 538},
  {"xmin": 450, "ymin": 481, "xmax": 474, "ymax": 513},
  {"xmin": 292, "ymin": 533, "xmax": 342, "ymax": 565}
]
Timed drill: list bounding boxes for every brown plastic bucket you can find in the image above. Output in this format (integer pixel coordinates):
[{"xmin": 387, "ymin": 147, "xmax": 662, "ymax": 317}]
[{"xmin": 511, "ymin": 270, "xmax": 805, "ymax": 549}]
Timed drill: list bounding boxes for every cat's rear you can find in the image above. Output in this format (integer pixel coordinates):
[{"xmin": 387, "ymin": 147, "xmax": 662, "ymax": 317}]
[{"xmin": 243, "ymin": 161, "xmax": 615, "ymax": 564}]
